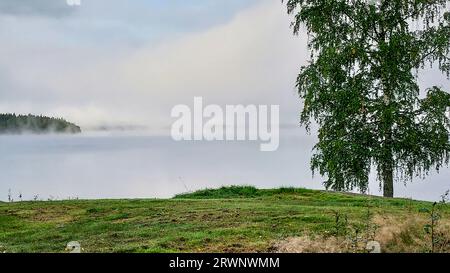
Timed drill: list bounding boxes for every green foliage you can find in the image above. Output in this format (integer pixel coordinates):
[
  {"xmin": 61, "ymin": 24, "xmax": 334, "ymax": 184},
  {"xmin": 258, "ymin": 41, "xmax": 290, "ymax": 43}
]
[
  {"xmin": 331, "ymin": 210, "xmax": 349, "ymax": 236},
  {"xmin": 420, "ymin": 190, "xmax": 450, "ymax": 252},
  {"xmin": 0, "ymin": 113, "xmax": 81, "ymax": 134},
  {"xmin": 175, "ymin": 186, "xmax": 261, "ymax": 199},
  {"xmin": 285, "ymin": 0, "xmax": 450, "ymax": 196},
  {"xmin": 174, "ymin": 186, "xmax": 314, "ymax": 199},
  {"xmin": 328, "ymin": 200, "xmax": 379, "ymax": 253}
]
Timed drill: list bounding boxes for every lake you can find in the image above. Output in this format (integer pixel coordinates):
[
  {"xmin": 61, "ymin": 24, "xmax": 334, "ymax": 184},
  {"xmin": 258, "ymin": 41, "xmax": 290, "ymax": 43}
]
[{"xmin": 0, "ymin": 130, "xmax": 449, "ymax": 202}]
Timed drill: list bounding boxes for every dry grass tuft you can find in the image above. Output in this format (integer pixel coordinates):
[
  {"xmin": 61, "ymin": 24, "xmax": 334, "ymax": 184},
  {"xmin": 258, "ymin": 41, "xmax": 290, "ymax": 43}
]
[
  {"xmin": 276, "ymin": 212, "xmax": 450, "ymax": 253},
  {"xmin": 275, "ymin": 235, "xmax": 348, "ymax": 253}
]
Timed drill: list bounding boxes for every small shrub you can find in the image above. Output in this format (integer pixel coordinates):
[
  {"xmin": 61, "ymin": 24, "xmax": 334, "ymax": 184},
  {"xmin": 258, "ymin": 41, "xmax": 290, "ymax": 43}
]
[
  {"xmin": 419, "ymin": 190, "xmax": 450, "ymax": 253},
  {"xmin": 174, "ymin": 186, "xmax": 261, "ymax": 199}
]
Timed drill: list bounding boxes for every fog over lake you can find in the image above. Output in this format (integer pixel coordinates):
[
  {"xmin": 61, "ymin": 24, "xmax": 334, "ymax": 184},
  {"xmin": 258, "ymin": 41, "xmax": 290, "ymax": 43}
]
[{"xmin": 1, "ymin": 129, "xmax": 449, "ymax": 202}]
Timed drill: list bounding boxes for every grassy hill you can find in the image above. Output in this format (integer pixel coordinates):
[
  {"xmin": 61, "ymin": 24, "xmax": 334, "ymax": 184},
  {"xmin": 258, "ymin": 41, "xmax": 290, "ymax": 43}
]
[{"xmin": 0, "ymin": 186, "xmax": 448, "ymax": 253}]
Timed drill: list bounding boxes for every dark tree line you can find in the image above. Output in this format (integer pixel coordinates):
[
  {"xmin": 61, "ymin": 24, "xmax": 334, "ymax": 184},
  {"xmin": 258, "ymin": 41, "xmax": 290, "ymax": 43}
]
[{"xmin": 0, "ymin": 113, "xmax": 81, "ymax": 134}]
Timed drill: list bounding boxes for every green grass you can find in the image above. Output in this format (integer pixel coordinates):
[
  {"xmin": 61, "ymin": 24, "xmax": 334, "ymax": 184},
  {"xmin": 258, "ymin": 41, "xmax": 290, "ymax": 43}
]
[
  {"xmin": 174, "ymin": 186, "xmax": 312, "ymax": 199},
  {"xmin": 0, "ymin": 186, "xmax": 448, "ymax": 253}
]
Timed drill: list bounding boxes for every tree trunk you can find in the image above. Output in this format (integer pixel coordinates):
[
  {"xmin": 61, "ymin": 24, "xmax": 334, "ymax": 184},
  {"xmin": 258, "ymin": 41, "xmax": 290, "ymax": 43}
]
[
  {"xmin": 381, "ymin": 86, "xmax": 394, "ymax": 198},
  {"xmin": 382, "ymin": 120, "xmax": 394, "ymax": 198},
  {"xmin": 382, "ymin": 164, "xmax": 394, "ymax": 198},
  {"xmin": 378, "ymin": 14, "xmax": 395, "ymax": 198}
]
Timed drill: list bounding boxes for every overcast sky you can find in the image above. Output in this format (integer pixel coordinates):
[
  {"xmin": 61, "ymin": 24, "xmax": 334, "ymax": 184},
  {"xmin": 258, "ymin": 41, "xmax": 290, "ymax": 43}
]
[
  {"xmin": 0, "ymin": 0, "xmax": 303, "ymax": 131},
  {"xmin": 0, "ymin": 0, "xmax": 448, "ymax": 131}
]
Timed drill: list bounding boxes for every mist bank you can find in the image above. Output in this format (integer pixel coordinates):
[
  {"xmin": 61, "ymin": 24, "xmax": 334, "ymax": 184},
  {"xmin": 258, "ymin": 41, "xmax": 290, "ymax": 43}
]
[{"xmin": 0, "ymin": 113, "xmax": 81, "ymax": 134}]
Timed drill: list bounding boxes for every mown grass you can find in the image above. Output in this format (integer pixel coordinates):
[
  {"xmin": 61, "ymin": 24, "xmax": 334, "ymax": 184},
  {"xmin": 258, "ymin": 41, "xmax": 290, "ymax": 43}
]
[{"xmin": 0, "ymin": 186, "xmax": 448, "ymax": 253}]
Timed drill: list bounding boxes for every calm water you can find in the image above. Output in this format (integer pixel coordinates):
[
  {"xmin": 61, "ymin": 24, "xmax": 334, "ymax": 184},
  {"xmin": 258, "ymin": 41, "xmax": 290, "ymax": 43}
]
[{"xmin": 0, "ymin": 130, "xmax": 449, "ymax": 202}]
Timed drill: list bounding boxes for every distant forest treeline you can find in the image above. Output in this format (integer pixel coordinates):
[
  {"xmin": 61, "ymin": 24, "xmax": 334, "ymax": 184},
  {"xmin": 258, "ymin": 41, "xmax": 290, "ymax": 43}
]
[{"xmin": 0, "ymin": 114, "xmax": 81, "ymax": 134}]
